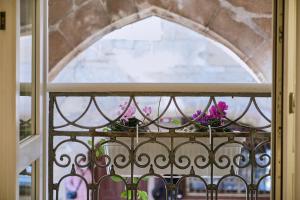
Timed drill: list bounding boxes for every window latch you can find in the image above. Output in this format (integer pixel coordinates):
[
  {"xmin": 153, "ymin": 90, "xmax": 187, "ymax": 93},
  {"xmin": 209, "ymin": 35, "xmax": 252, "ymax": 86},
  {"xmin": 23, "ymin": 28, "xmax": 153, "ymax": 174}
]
[
  {"xmin": 0, "ymin": 12, "xmax": 5, "ymax": 30},
  {"xmin": 289, "ymin": 92, "xmax": 296, "ymax": 114}
]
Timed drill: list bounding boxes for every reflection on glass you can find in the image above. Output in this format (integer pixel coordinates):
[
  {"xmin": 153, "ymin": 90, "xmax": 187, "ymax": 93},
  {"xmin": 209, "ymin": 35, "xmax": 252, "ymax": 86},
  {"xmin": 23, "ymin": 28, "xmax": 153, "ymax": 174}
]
[
  {"xmin": 19, "ymin": 165, "xmax": 32, "ymax": 200},
  {"xmin": 19, "ymin": 0, "xmax": 34, "ymax": 141}
]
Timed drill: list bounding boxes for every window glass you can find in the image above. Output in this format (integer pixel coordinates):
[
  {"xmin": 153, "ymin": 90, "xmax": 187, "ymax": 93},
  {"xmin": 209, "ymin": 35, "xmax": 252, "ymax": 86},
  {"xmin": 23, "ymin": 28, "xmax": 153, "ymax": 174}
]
[
  {"xmin": 19, "ymin": 164, "xmax": 32, "ymax": 199},
  {"xmin": 19, "ymin": 0, "xmax": 34, "ymax": 141}
]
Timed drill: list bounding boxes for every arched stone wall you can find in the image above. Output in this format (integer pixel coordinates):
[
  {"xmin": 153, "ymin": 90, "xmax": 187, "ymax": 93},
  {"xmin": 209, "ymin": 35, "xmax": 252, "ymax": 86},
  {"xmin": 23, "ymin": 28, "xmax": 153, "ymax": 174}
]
[{"xmin": 49, "ymin": 0, "xmax": 272, "ymax": 82}]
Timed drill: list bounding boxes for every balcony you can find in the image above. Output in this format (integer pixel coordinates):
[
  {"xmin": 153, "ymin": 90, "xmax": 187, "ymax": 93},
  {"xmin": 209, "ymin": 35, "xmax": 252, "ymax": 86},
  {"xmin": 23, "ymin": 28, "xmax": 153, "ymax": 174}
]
[{"xmin": 48, "ymin": 83, "xmax": 271, "ymax": 200}]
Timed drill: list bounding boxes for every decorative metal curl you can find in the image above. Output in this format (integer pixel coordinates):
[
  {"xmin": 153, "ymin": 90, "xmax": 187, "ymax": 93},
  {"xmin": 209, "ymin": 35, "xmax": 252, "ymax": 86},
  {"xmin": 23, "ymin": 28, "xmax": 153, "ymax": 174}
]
[
  {"xmin": 53, "ymin": 138, "xmax": 91, "ymax": 168},
  {"xmin": 54, "ymin": 154, "xmax": 71, "ymax": 168},
  {"xmin": 94, "ymin": 154, "xmax": 111, "ymax": 168},
  {"xmin": 75, "ymin": 153, "xmax": 89, "ymax": 168},
  {"xmin": 173, "ymin": 140, "xmax": 210, "ymax": 169},
  {"xmin": 233, "ymin": 152, "xmax": 250, "ymax": 168},
  {"xmin": 134, "ymin": 139, "xmax": 171, "ymax": 169},
  {"xmin": 254, "ymin": 140, "xmax": 271, "ymax": 168}
]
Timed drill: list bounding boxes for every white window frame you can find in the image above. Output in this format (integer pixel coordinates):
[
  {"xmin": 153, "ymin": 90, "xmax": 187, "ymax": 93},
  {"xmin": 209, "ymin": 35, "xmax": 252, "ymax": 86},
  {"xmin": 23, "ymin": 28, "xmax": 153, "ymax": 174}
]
[
  {"xmin": 1, "ymin": 0, "xmax": 295, "ymax": 199},
  {"xmin": 17, "ymin": 0, "xmax": 47, "ymax": 199},
  {"xmin": 0, "ymin": 0, "xmax": 46, "ymax": 199}
]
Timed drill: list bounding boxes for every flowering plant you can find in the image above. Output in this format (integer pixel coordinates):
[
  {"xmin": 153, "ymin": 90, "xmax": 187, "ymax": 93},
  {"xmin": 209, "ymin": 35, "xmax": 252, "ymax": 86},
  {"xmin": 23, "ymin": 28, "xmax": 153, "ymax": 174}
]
[
  {"xmin": 192, "ymin": 101, "xmax": 229, "ymax": 131},
  {"xmin": 108, "ymin": 102, "xmax": 152, "ymax": 131},
  {"xmin": 89, "ymin": 102, "xmax": 152, "ymax": 199}
]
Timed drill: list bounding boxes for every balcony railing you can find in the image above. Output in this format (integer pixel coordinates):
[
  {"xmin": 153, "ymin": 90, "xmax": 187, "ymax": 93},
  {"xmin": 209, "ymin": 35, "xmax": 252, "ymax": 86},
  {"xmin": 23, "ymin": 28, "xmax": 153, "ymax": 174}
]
[{"xmin": 48, "ymin": 83, "xmax": 271, "ymax": 200}]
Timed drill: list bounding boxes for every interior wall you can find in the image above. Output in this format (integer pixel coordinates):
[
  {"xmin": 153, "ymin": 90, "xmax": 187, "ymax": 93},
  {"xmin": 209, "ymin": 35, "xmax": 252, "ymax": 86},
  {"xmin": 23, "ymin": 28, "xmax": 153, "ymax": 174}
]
[
  {"xmin": 295, "ymin": 0, "xmax": 300, "ymax": 199},
  {"xmin": 283, "ymin": 0, "xmax": 297, "ymax": 199},
  {"xmin": 0, "ymin": 0, "xmax": 18, "ymax": 198}
]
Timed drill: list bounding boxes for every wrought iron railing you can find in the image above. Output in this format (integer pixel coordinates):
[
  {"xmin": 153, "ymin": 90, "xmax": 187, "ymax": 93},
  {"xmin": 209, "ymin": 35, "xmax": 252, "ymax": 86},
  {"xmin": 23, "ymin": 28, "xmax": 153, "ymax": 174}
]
[{"xmin": 48, "ymin": 83, "xmax": 271, "ymax": 200}]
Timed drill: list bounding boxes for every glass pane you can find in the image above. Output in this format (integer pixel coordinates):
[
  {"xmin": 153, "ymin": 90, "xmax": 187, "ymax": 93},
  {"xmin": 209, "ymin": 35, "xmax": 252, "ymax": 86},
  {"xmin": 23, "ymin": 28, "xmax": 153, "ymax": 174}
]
[
  {"xmin": 19, "ymin": 164, "xmax": 32, "ymax": 200},
  {"xmin": 19, "ymin": 0, "xmax": 34, "ymax": 141}
]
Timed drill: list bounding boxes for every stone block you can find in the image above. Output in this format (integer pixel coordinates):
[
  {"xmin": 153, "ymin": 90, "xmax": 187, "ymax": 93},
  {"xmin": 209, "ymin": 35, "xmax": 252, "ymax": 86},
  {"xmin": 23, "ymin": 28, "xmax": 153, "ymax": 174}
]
[
  {"xmin": 49, "ymin": 31, "xmax": 73, "ymax": 70},
  {"xmin": 227, "ymin": 0, "xmax": 272, "ymax": 14},
  {"xmin": 249, "ymin": 41, "xmax": 272, "ymax": 82},
  {"xmin": 254, "ymin": 18, "xmax": 272, "ymax": 39},
  {"xmin": 169, "ymin": 0, "xmax": 220, "ymax": 26},
  {"xmin": 58, "ymin": 0, "xmax": 110, "ymax": 47},
  {"xmin": 75, "ymin": 0, "xmax": 86, "ymax": 6},
  {"xmin": 209, "ymin": 8, "xmax": 264, "ymax": 57},
  {"xmin": 49, "ymin": 0, "xmax": 73, "ymax": 25},
  {"xmin": 102, "ymin": 0, "xmax": 138, "ymax": 22}
]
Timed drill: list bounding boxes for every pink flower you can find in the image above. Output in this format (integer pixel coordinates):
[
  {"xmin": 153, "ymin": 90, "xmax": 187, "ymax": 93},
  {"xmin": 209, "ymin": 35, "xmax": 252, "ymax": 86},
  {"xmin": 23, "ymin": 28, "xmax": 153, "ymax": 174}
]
[
  {"xmin": 117, "ymin": 102, "xmax": 136, "ymax": 122},
  {"xmin": 118, "ymin": 102, "xmax": 152, "ymax": 122},
  {"xmin": 142, "ymin": 106, "xmax": 152, "ymax": 116},
  {"xmin": 209, "ymin": 101, "xmax": 228, "ymax": 119},
  {"xmin": 121, "ymin": 105, "xmax": 136, "ymax": 121}
]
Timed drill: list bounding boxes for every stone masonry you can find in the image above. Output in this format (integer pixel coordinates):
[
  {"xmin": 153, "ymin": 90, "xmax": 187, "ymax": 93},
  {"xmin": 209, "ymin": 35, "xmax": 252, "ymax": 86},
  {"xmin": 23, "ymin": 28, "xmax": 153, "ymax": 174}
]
[{"xmin": 49, "ymin": 0, "xmax": 272, "ymax": 82}]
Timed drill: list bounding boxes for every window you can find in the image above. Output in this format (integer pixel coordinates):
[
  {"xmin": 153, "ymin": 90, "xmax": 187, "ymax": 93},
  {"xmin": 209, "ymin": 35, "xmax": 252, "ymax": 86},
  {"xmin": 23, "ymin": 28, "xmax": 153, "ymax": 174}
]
[
  {"xmin": 49, "ymin": 16, "xmax": 271, "ymax": 199},
  {"xmin": 19, "ymin": 164, "xmax": 33, "ymax": 199},
  {"xmin": 19, "ymin": 0, "xmax": 36, "ymax": 141},
  {"xmin": 16, "ymin": 0, "xmax": 43, "ymax": 199}
]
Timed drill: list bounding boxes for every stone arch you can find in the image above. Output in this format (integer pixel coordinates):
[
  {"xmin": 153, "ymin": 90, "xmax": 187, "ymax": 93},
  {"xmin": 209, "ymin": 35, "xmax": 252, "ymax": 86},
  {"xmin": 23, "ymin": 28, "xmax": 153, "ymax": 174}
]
[{"xmin": 49, "ymin": 0, "xmax": 272, "ymax": 82}]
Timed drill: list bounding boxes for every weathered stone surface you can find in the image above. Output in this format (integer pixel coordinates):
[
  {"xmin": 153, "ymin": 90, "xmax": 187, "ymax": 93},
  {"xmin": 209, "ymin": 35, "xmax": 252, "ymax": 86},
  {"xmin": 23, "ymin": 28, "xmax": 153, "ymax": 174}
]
[
  {"xmin": 102, "ymin": 0, "xmax": 138, "ymax": 22},
  {"xmin": 254, "ymin": 18, "xmax": 272, "ymax": 39},
  {"xmin": 74, "ymin": 0, "xmax": 86, "ymax": 6},
  {"xmin": 58, "ymin": 0, "xmax": 110, "ymax": 47},
  {"xmin": 49, "ymin": 0, "xmax": 73, "ymax": 25},
  {"xmin": 227, "ymin": 0, "xmax": 272, "ymax": 14},
  {"xmin": 249, "ymin": 41, "xmax": 272, "ymax": 81},
  {"xmin": 48, "ymin": 0, "xmax": 273, "ymax": 82},
  {"xmin": 49, "ymin": 31, "xmax": 73, "ymax": 71},
  {"xmin": 169, "ymin": 0, "xmax": 220, "ymax": 26},
  {"xmin": 135, "ymin": 0, "xmax": 170, "ymax": 10},
  {"xmin": 209, "ymin": 8, "xmax": 264, "ymax": 57}
]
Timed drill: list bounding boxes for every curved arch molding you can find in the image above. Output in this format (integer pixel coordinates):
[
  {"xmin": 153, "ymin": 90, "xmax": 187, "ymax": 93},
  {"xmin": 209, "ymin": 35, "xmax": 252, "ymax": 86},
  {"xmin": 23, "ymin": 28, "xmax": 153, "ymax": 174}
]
[{"xmin": 49, "ymin": 0, "xmax": 272, "ymax": 82}]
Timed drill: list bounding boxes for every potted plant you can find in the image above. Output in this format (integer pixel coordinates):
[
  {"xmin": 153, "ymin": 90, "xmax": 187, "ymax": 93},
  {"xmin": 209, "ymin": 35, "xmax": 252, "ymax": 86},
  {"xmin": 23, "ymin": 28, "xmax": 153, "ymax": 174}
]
[{"xmin": 93, "ymin": 101, "xmax": 245, "ymax": 177}]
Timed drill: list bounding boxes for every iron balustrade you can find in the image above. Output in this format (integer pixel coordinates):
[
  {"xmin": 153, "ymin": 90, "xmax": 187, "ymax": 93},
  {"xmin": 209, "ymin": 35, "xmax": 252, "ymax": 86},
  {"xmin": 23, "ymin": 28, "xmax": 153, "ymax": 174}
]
[{"xmin": 48, "ymin": 83, "xmax": 271, "ymax": 200}]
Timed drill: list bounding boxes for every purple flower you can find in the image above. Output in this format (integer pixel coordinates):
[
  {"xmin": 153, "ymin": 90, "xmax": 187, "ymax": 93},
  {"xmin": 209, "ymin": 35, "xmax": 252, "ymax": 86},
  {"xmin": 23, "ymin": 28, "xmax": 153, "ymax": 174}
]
[
  {"xmin": 192, "ymin": 101, "xmax": 229, "ymax": 126},
  {"xmin": 142, "ymin": 106, "xmax": 152, "ymax": 116},
  {"xmin": 192, "ymin": 110, "xmax": 201, "ymax": 119},
  {"xmin": 192, "ymin": 110, "xmax": 210, "ymax": 125}
]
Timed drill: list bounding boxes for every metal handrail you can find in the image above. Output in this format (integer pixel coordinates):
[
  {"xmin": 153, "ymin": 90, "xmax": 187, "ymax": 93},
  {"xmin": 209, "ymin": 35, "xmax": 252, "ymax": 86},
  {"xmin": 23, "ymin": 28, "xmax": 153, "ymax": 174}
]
[{"xmin": 47, "ymin": 83, "xmax": 271, "ymax": 96}]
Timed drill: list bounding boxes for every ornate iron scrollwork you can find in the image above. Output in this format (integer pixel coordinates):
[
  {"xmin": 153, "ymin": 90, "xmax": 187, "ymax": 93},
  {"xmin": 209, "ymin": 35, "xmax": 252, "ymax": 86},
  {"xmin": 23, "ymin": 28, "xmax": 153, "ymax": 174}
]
[{"xmin": 49, "ymin": 91, "xmax": 271, "ymax": 200}]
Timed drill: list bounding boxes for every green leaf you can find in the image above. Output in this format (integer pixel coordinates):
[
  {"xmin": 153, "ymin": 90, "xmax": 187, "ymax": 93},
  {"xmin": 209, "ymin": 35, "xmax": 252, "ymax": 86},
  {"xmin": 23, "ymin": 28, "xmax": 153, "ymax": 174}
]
[
  {"xmin": 99, "ymin": 140, "xmax": 106, "ymax": 154},
  {"xmin": 95, "ymin": 150, "xmax": 100, "ymax": 158},
  {"xmin": 121, "ymin": 190, "xmax": 132, "ymax": 200},
  {"xmin": 171, "ymin": 118, "xmax": 181, "ymax": 125},
  {"xmin": 103, "ymin": 127, "xmax": 111, "ymax": 132},
  {"xmin": 120, "ymin": 190, "xmax": 148, "ymax": 200},
  {"xmin": 133, "ymin": 177, "xmax": 139, "ymax": 184},
  {"xmin": 141, "ymin": 177, "xmax": 149, "ymax": 181},
  {"xmin": 111, "ymin": 176, "xmax": 123, "ymax": 182},
  {"xmin": 99, "ymin": 146, "xmax": 105, "ymax": 155},
  {"xmin": 137, "ymin": 190, "xmax": 148, "ymax": 200},
  {"xmin": 99, "ymin": 139, "xmax": 106, "ymax": 144},
  {"xmin": 120, "ymin": 191, "xmax": 128, "ymax": 199},
  {"xmin": 87, "ymin": 140, "xmax": 92, "ymax": 146}
]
